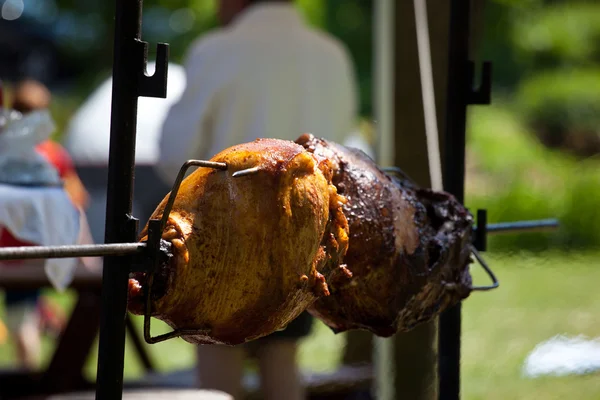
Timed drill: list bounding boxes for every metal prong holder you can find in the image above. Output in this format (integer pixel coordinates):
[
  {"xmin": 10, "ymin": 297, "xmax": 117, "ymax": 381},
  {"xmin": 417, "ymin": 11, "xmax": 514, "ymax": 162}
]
[
  {"xmin": 141, "ymin": 159, "xmax": 226, "ymax": 344},
  {"xmin": 141, "ymin": 161, "xmax": 265, "ymax": 343}
]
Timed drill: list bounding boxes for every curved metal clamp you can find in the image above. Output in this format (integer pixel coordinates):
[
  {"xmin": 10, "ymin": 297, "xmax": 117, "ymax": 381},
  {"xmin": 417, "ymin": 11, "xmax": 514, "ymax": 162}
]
[
  {"xmin": 469, "ymin": 246, "xmax": 499, "ymax": 291},
  {"xmin": 143, "ymin": 159, "xmax": 227, "ymax": 344}
]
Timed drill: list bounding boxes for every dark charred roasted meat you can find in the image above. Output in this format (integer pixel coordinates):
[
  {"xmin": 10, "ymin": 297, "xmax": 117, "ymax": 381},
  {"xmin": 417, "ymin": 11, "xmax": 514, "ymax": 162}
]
[
  {"xmin": 296, "ymin": 134, "xmax": 473, "ymax": 336},
  {"xmin": 128, "ymin": 139, "xmax": 349, "ymax": 345}
]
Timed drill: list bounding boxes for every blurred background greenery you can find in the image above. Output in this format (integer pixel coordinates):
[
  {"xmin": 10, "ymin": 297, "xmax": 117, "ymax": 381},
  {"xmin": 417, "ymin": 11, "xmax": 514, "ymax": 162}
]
[{"xmin": 1, "ymin": 0, "xmax": 600, "ymax": 398}]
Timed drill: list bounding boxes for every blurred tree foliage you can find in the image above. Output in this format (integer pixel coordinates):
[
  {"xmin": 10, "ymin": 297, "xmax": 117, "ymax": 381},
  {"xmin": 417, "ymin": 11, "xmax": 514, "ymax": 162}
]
[
  {"xmin": 516, "ymin": 68, "xmax": 600, "ymax": 156},
  {"xmin": 512, "ymin": 1, "xmax": 600, "ymax": 72},
  {"xmin": 468, "ymin": 0, "xmax": 600, "ymax": 251},
  {"xmin": 483, "ymin": 0, "xmax": 600, "ymax": 157},
  {"xmin": 324, "ymin": 1, "xmax": 373, "ymax": 117}
]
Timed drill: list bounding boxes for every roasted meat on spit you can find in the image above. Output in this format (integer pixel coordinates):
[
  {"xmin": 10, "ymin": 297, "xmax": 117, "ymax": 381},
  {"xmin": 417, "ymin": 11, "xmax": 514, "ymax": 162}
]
[
  {"xmin": 296, "ymin": 134, "xmax": 473, "ymax": 336},
  {"xmin": 128, "ymin": 134, "xmax": 474, "ymax": 344},
  {"xmin": 128, "ymin": 139, "xmax": 349, "ymax": 345}
]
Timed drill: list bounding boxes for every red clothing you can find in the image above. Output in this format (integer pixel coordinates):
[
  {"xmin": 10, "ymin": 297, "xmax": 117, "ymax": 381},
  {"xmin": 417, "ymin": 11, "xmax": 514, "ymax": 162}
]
[
  {"xmin": 0, "ymin": 228, "xmax": 36, "ymax": 248},
  {"xmin": 35, "ymin": 140, "xmax": 75, "ymax": 179}
]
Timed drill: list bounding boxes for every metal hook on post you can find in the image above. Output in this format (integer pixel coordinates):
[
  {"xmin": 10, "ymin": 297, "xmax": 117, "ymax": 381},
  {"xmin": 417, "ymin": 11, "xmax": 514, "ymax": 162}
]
[{"xmin": 133, "ymin": 39, "xmax": 169, "ymax": 99}]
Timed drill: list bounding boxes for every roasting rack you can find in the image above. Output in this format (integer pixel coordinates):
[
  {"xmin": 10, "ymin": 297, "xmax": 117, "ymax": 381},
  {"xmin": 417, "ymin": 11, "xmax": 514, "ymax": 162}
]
[{"xmin": 0, "ymin": 0, "xmax": 560, "ymax": 399}]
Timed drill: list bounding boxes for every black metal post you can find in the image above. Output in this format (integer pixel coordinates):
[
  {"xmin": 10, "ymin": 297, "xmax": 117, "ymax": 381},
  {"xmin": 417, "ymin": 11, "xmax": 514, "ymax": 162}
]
[
  {"xmin": 95, "ymin": 0, "xmax": 143, "ymax": 398},
  {"xmin": 438, "ymin": 0, "xmax": 471, "ymax": 399}
]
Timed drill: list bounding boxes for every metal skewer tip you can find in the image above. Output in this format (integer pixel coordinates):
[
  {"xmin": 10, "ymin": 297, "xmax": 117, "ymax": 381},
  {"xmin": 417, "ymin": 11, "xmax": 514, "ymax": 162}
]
[{"xmin": 232, "ymin": 166, "xmax": 261, "ymax": 178}]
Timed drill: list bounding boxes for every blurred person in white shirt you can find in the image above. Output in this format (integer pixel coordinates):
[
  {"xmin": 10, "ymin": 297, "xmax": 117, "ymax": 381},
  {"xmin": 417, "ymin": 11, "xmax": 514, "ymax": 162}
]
[{"xmin": 156, "ymin": 1, "xmax": 360, "ymax": 399}]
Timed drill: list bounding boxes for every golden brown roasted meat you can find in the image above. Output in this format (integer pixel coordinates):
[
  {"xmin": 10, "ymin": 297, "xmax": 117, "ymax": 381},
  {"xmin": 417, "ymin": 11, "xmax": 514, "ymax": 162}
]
[
  {"xmin": 296, "ymin": 134, "xmax": 473, "ymax": 336},
  {"xmin": 128, "ymin": 139, "xmax": 349, "ymax": 345}
]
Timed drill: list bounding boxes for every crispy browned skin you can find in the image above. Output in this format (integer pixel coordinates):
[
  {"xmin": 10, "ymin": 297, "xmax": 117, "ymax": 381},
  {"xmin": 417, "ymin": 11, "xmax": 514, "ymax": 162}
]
[
  {"xmin": 296, "ymin": 134, "xmax": 473, "ymax": 336},
  {"xmin": 128, "ymin": 139, "xmax": 349, "ymax": 345}
]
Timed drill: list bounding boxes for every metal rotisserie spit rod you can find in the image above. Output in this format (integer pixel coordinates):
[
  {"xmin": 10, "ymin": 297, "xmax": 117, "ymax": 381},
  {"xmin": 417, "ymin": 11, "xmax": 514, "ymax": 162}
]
[{"xmin": 0, "ymin": 218, "xmax": 559, "ymax": 261}]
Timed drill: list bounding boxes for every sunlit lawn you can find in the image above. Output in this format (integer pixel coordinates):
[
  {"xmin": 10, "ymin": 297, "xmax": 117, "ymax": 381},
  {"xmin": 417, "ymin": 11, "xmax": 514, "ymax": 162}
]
[
  {"xmin": 1, "ymin": 251, "xmax": 600, "ymax": 399},
  {"xmin": 462, "ymin": 251, "xmax": 600, "ymax": 400}
]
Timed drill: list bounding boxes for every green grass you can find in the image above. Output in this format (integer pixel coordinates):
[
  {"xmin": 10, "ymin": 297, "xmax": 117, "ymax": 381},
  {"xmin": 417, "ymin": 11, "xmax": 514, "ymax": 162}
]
[
  {"xmin": 2, "ymin": 252, "xmax": 600, "ymax": 399},
  {"xmin": 462, "ymin": 251, "xmax": 600, "ymax": 400}
]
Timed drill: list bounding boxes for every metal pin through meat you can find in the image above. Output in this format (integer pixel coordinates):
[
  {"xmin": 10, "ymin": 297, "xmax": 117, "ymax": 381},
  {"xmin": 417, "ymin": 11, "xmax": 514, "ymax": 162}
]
[{"xmin": 232, "ymin": 166, "xmax": 261, "ymax": 178}]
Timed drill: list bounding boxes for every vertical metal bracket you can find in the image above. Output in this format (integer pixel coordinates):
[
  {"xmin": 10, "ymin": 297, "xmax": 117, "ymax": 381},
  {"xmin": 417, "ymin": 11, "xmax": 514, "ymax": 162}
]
[
  {"xmin": 133, "ymin": 39, "xmax": 169, "ymax": 99},
  {"xmin": 124, "ymin": 214, "xmax": 140, "ymax": 239},
  {"xmin": 474, "ymin": 209, "xmax": 487, "ymax": 251},
  {"xmin": 467, "ymin": 61, "xmax": 492, "ymax": 105}
]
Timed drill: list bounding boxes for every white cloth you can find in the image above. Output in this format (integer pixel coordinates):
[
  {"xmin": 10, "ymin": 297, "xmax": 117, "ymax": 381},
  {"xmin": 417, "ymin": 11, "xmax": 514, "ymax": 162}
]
[
  {"xmin": 62, "ymin": 62, "xmax": 187, "ymax": 166},
  {"xmin": 156, "ymin": 2, "xmax": 359, "ymax": 184},
  {"xmin": 0, "ymin": 184, "xmax": 81, "ymax": 291},
  {"xmin": 523, "ymin": 335, "xmax": 600, "ymax": 378}
]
